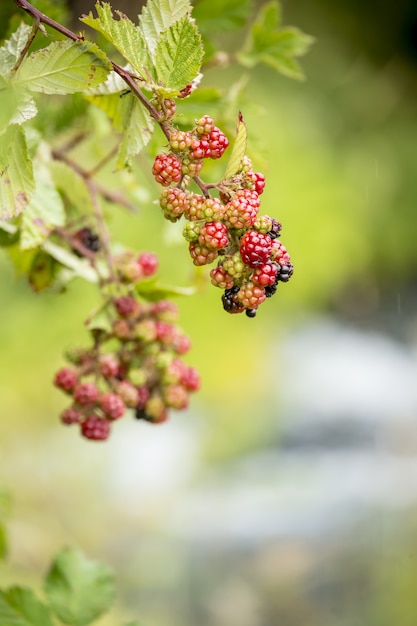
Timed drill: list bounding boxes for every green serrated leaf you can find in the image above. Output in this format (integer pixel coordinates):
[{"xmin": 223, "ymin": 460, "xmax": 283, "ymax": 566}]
[
  {"xmin": 49, "ymin": 160, "xmax": 93, "ymax": 215},
  {"xmin": 14, "ymin": 39, "xmax": 111, "ymax": 94},
  {"xmin": 236, "ymin": 1, "xmax": 314, "ymax": 80},
  {"xmin": 19, "ymin": 180, "xmax": 65, "ymax": 250},
  {"xmin": 0, "ymin": 586, "xmax": 55, "ymax": 626},
  {"xmin": 44, "ymin": 547, "xmax": 115, "ymax": 626},
  {"xmin": 154, "ymin": 17, "xmax": 203, "ymax": 91},
  {"xmin": 116, "ymin": 97, "xmax": 154, "ymax": 168},
  {"xmin": 86, "ymin": 90, "xmax": 135, "ymax": 133},
  {"xmin": 81, "ymin": 3, "xmax": 153, "ymax": 82},
  {"xmin": 0, "ymin": 23, "xmax": 34, "ymax": 77},
  {"xmin": 224, "ymin": 112, "xmax": 247, "ymax": 179},
  {"xmin": 42, "ymin": 241, "xmax": 98, "ymax": 283},
  {"xmin": 86, "ymin": 68, "xmax": 127, "ymax": 95},
  {"xmin": 193, "ymin": 0, "xmax": 251, "ymax": 34},
  {"xmin": 0, "ymin": 124, "xmax": 34, "ymax": 219},
  {"xmin": 139, "ymin": 0, "xmax": 191, "ymax": 55},
  {"xmin": 136, "ymin": 278, "xmax": 195, "ymax": 301}
]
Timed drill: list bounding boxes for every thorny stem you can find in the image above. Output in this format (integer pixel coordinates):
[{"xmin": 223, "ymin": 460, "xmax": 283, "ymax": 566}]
[{"xmin": 13, "ymin": 0, "xmax": 83, "ymax": 42}]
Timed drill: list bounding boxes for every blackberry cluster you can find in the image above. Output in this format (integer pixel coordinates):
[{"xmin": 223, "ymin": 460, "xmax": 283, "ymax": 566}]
[
  {"xmin": 54, "ymin": 253, "xmax": 199, "ymax": 441},
  {"xmin": 152, "ymin": 117, "xmax": 293, "ymax": 317}
]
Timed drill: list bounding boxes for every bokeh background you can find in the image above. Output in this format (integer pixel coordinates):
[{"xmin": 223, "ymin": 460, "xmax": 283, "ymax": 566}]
[{"xmin": 2, "ymin": 0, "xmax": 417, "ymax": 624}]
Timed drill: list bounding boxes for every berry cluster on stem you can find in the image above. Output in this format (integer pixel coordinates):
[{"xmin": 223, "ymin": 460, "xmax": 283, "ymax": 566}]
[
  {"xmin": 153, "ymin": 117, "xmax": 294, "ymax": 317},
  {"xmin": 54, "ymin": 251, "xmax": 199, "ymax": 441}
]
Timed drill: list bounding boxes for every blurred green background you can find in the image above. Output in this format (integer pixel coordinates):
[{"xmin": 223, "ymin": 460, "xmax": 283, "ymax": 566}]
[{"xmin": 2, "ymin": 0, "xmax": 417, "ymax": 624}]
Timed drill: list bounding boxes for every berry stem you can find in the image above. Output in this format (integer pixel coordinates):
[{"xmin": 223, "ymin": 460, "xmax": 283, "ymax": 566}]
[{"xmin": 193, "ymin": 176, "xmax": 219, "ymax": 198}]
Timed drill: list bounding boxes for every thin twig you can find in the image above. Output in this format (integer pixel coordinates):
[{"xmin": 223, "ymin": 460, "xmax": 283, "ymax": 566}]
[{"xmin": 9, "ymin": 16, "xmax": 40, "ymax": 77}]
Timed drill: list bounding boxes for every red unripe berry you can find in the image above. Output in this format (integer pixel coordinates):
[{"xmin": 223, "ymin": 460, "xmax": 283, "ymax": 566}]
[
  {"xmin": 254, "ymin": 172, "xmax": 266, "ymax": 195},
  {"xmin": 60, "ymin": 406, "xmax": 83, "ymax": 424},
  {"xmin": 99, "ymin": 354, "xmax": 119, "ymax": 378},
  {"xmin": 73, "ymin": 382, "xmax": 100, "ymax": 406},
  {"xmin": 172, "ymin": 334, "xmax": 192, "ymax": 355},
  {"xmin": 152, "ymin": 153, "xmax": 182, "ymax": 186},
  {"xmin": 180, "ymin": 366, "xmax": 201, "ymax": 391},
  {"xmin": 251, "ymin": 263, "xmax": 278, "ymax": 287},
  {"xmin": 237, "ymin": 281, "xmax": 266, "ymax": 308},
  {"xmin": 116, "ymin": 381, "xmax": 140, "ymax": 408},
  {"xmin": 150, "ymin": 300, "xmax": 179, "ymax": 321},
  {"xmin": 54, "ymin": 368, "xmax": 78, "ymax": 392},
  {"xmin": 210, "ymin": 266, "xmax": 235, "ymax": 290},
  {"xmin": 198, "ymin": 221, "xmax": 228, "ymax": 250},
  {"xmin": 195, "ymin": 115, "xmax": 215, "ymax": 135},
  {"xmin": 138, "ymin": 252, "xmax": 158, "ymax": 277},
  {"xmin": 155, "ymin": 320, "xmax": 177, "ymax": 345},
  {"xmin": 112, "ymin": 318, "xmax": 131, "ymax": 340},
  {"xmin": 81, "ymin": 415, "xmax": 110, "ymax": 441},
  {"xmin": 136, "ymin": 385, "xmax": 151, "ymax": 409},
  {"xmin": 163, "ymin": 384, "xmax": 189, "ymax": 410},
  {"xmin": 114, "ymin": 296, "xmax": 139, "ymax": 318},
  {"xmin": 100, "ymin": 392, "xmax": 126, "ymax": 420},
  {"xmin": 240, "ymin": 231, "xmax": 273, "ymax": 268},
  {"xmin": 206, "ymin": 127, "xmax": 229, "ymax": 159},
  {"xmin": 189, "ymin": 242, "xmax": 219, "ymax": 266}
]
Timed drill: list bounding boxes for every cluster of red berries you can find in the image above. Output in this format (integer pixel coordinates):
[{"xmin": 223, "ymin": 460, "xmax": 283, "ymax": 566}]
[
  {"xmin": 53, "ymin": 252, "xmax": 200, "ymax": 441},
  {"xmin": 153, "ymin": 115, "xmax": 293, "ymax": 317},
  {"xmin": 152, "ymin": 115, "xmax": 229, "ymax": 185}
]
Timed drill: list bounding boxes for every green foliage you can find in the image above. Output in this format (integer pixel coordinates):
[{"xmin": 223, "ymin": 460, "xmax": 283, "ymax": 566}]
[
  {"xmin": 193, "ymin": 0, "xmax": 251, "ymax": 33},
  {"xmin": 14, "ymin": 39, "xmax": 112, "ymax": 94},
  {"xmin": 136, "ymin": 278, "xmax": 195, "ymax": 301},
  {"xmin": 0, "ymin": 124, "xmax": 34, "ymax": 219},
  {"xmin": 0, "ymin": 547, "xmax": 117, "ymax": 626},
  {"xmin": 237, "ymin": 1, "xmax": 314, "ymax": 79},
  {"xmin": 44, "ymin": 547, "xmax": 115, "ymax": 626},
  {"xmin": 139, "ymin": 0, "xmax": 191, "ymax": 54},
  {"xmin": 223, "ymin": 112, "xmax": 248, "ymax": 178},
  {"xmin": 80, "ymin": 4, "xmax": 153, "ymax": 82},
  {"xmin": 153, "ymin": 18, "xmax": 203, "ymax": 92},
  {"xmin": 0, "ymin": 587, "xmax": 55, "ymax": 626}
]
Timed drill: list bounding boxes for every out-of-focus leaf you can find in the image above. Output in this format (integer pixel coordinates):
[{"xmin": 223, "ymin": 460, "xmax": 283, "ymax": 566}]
[
  {"xmin": 0, "ymin": 124, "xmax": 34, "ymax": 219},
  {"xmin": 20, "ymin": 181, "xmax": 65, "ymax": 249},
  {"xmin": 154, "ymin": 18, "xmax": 203, "ymax": 91},
  {"xmin": 44, "ymin": 547, "xmax": 115, "ymax": 626},
  {"xmin": 49, "ymin": 160, "xmax": 93, "ymax": 215},
  {"xmin": 81, "ymin": 4, "xmax": 153, "ymax": 82},
  {"xmin": 139, "ymin": 0, "xmax": 191, "ymax": 55},
  {"xmin": 28, "ymin": 250, "xmax": 57, "ymax": 292},
  {"xmin": 0, "ymin": 221, "xmax": 19, "ymax": 246},
  {"xmin": 193, "ymin": 0, "xmax": 251, "ymax": 34},
  {"xmin": 42, "ymin": 241, "xmax": 98, "ymax": 283},
  {"xmin": 116, "ymin": 97, "xmax": 154, "ymax": 168},
  {"xmin": 0, "ymin": 587, "xmax": 55, "ymax": 626},
  {"xmin": 85, "ymin": 309, "xmax": 112, "ymax": 334},
  {"xmin": 15, "ymin": 39, "xmax": 111, "ymax": 94},
  {"xmin": 236, "ymin": 1, "xmax": 314, "ymax": 80},
  {"xmin": 223, "ymin": 112, "xmax": 247, "ymax": 179},
  {"xmin": 136, "ymin": 278, "xmax": 195, "ymax": 301},
  {"xmin": 0, "ymin": 23, "xmax": 33, "ymax": 76}
]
